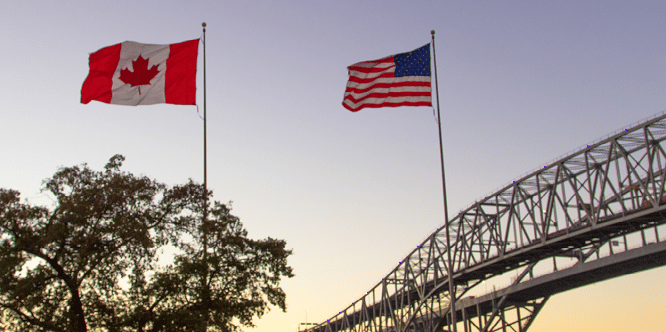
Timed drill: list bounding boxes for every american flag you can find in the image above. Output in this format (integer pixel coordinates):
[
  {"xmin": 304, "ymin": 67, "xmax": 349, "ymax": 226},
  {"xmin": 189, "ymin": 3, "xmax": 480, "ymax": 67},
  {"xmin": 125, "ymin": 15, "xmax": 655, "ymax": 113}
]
[{"xmin": 342, "ymin": 44, "xmax": 432, "ymax": 112}]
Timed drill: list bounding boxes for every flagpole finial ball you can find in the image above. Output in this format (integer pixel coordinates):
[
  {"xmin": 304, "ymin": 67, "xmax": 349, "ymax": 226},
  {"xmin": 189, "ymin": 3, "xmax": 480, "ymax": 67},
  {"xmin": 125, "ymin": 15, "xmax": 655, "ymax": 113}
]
[
  {"xmin": 431, "ymin": 30, "xmax": 435, "ymax": 35},
  {"xmin": 202, "ymin": 22, "xmax": 207, "ymax": 27}
]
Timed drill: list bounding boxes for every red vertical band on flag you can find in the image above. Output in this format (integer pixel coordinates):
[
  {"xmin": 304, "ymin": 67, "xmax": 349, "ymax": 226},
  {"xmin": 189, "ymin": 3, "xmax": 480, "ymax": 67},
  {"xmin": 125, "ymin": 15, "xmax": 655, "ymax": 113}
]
[
  {"xmin": 165, "ymin": 39, "xmax": 199, "ymax": 105},
  {"xmin": 81, "ymin": 43, "xmax": 122, "ymax": 104}
]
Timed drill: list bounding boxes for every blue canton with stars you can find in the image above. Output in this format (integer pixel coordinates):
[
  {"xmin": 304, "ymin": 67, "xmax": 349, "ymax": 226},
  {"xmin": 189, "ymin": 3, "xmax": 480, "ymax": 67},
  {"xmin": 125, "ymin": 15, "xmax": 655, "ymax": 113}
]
[{"xmin": 394, "ymin": 44, "xmax": 431, "ymax": 77}]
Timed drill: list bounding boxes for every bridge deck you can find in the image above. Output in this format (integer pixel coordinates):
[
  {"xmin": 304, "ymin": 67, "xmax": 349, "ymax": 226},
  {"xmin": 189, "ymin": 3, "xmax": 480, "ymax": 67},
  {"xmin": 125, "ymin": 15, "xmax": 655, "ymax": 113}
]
[
  {"xmin": 454, "ymin": 239, "xmax": 666, "ymax": 321},
  {"xmin": 454, "ymin": 205, "xmax": 666, "ymax": 284}
]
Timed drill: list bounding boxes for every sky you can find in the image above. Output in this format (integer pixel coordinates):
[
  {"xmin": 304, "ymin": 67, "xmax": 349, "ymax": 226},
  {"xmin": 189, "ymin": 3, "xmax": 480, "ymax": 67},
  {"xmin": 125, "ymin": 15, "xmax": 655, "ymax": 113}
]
[{"xmin": 2, "ymin": 1, "xmax": 666, "ymax": 331}]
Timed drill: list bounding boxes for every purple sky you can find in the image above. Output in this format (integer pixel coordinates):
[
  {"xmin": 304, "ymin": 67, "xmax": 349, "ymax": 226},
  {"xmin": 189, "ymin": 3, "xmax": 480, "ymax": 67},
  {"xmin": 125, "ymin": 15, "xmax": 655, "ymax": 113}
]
[{"xmin": 1, "ymin": 1, "xmax": 665, "ymax": 331}]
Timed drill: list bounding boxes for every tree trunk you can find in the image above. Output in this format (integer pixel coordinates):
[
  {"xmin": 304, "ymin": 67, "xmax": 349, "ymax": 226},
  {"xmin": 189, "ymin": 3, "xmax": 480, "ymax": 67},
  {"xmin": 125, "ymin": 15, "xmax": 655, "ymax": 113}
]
[
  {"xmin": 46, "ymin": 256, "xmax": 88, "ymax": 332},
  {"xmin": 69, "ymin": 289, "xmax": 88, "ymax": 332}
]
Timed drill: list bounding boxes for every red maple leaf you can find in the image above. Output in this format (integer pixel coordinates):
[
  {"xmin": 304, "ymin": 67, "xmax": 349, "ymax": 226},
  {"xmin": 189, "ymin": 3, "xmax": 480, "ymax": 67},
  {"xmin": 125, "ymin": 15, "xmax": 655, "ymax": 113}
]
[{"xmin": 119, "ymin": 55, "xmax": 160, "ymax": 93}]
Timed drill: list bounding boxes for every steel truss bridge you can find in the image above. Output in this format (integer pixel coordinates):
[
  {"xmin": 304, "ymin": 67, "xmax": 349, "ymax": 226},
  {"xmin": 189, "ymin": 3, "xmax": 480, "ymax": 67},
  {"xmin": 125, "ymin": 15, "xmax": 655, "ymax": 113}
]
[{"xmin": 309, "ymin": 112, "xmax": 666, "ymax": 332}]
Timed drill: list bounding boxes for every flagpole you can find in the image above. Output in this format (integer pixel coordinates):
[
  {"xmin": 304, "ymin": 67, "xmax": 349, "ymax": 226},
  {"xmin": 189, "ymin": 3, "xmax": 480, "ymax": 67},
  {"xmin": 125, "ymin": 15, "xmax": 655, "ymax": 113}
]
[
  {"xmin": 431, "ymin": 30, "xmax": 457, "ymax": 332},
  {"xmin": 202, "ymin": 22, "xmax": 208, "ymax": 204},
  {"xmin": 201, "ymin": 22, "xmax": 211, "ymax": 330}
]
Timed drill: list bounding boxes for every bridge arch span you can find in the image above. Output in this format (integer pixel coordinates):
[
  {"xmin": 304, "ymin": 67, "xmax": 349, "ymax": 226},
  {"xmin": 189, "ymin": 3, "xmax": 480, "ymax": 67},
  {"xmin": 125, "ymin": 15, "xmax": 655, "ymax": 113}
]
[{"xmin": 310, "ymin": 111, "xmax": 666, "ymax": 332}]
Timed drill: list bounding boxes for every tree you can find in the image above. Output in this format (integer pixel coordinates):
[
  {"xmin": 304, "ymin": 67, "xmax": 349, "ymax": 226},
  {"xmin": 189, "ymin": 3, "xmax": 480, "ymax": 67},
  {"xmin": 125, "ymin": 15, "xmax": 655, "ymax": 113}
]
[{"xmin": 0, "ymin": 155, "xmax": 294, "ymax": 331}]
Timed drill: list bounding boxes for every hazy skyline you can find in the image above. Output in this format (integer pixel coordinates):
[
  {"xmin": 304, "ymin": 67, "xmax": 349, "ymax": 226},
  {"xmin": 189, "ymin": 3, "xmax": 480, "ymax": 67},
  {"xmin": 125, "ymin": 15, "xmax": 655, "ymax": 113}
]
[{"xmin": 2, "ymin": 1, "xmax": 665, "ymax": 331}]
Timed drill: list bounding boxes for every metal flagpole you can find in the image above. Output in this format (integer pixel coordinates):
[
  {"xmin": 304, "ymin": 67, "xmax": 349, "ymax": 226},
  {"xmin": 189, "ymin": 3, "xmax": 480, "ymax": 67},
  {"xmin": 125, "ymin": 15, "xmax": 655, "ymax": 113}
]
[
  {"xmin": 201, "ymin": 22, "xmax": 211, "ymax": 330},
  {"xmin": 202, "ymin": 22, "xmax": 208, "ymax": 206},
  {"xmin": 431, "ymin": 30, "xmax": 457, "ymax": 332}
]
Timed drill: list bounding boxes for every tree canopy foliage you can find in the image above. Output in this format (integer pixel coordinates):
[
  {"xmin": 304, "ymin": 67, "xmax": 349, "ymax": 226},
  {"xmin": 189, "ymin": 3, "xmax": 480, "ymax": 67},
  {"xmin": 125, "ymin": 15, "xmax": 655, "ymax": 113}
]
[{"xmin": 0, "ymin": 155, "xmax": 294, "ymax": 331}]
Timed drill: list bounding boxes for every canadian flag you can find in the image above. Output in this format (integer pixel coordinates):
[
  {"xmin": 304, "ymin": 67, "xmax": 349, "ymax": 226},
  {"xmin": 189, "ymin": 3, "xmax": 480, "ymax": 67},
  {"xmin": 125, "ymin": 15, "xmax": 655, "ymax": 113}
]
[{"xmin": 81, "ymin": 39, "xmax": 199, "ymax": 106}]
